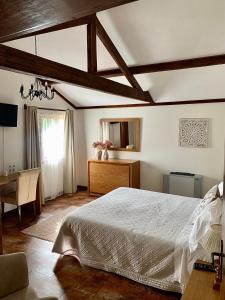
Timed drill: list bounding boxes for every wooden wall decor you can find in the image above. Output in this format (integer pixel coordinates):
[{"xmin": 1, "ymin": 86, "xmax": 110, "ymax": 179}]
[
  {"xmin": 179, "ymin": 118, "xmax": 209, "ymax": 148},
  {"xmin": 0, "ymin": 0, "xmax": 137, "ymax": 43}
]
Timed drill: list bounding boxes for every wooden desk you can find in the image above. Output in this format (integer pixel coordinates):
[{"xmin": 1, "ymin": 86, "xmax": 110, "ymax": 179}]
[
  {"xmin": 0, "ymin": 175, "xmax": 17, "ymax": 254},
  {"xmin": 0, "ymin": 174, "xmax": 42, "ymax": 254},
  {"xmin": 181, "ymin": 267, "xmax": 225, "ymax": 300}
]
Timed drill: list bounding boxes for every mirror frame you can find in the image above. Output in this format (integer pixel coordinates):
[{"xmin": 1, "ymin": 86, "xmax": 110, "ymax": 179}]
[{"xmin": 100, "ymin": 118, "xmax": 141, "ymax": 152}]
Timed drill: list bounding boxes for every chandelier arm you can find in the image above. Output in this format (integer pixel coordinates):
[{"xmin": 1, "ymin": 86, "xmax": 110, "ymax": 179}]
[{"xmin": 19, "ymin": 45, "xmax": 55, "ymax": 101}]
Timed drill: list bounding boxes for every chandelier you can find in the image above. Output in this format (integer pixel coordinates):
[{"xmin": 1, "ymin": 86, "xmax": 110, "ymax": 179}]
[{"xmin": 20, "ymin": 36, "xmax": 54, "ymax": 101}]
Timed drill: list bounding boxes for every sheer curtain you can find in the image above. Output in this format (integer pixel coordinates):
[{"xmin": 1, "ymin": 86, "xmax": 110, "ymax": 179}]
[{"xmin": 38, "ymin": 110, "xmax": 65, "ymax": 201}]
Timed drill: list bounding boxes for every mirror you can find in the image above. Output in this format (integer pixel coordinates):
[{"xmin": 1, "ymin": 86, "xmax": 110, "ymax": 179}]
[{"xmin": 100, "ymin": 118, "xmax": 140, "ymax": 152}]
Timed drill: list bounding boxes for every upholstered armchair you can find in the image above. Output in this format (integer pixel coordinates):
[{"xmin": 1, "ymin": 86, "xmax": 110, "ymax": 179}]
[
  {"xmin": 0, "ymin": 252, "xmax": 58, "ymax": 300},
  {"xmin": 1, "ymin": 168, "xmax": 40, "ymax": 224}
]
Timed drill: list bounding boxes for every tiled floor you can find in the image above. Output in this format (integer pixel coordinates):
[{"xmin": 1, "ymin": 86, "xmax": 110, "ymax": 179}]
[{"xmin": 2, "ymin": 192, "xmax": 181, "ymax": 300}]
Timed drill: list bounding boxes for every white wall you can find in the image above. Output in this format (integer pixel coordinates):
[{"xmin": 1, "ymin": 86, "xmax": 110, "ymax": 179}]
[
  {"xmin": 1, "ymin": 68, "xmax": 225, "ymax": 199},
  {"xmin": 82, "ymin": 103, "xmax": 225, "ymax": 196},
  {"xmin": 0, "ymin": 69, "xmax": 86, "ymax": 211}
]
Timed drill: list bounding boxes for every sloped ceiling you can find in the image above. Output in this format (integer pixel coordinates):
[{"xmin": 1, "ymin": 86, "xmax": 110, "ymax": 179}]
[{"xmin": 4, "ymin": 0, "xmax": 225, "ymax": 106}]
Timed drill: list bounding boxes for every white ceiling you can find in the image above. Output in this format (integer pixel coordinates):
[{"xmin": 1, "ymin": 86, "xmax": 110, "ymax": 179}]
[{"xmin": 4, "ymin": 0, "xmax": 225, "ymax": 106}]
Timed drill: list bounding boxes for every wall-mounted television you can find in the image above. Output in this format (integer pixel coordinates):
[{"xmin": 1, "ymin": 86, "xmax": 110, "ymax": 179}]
[{"xmin": 0, "ymin": 103, "xmax": 18, "ymax": 127}]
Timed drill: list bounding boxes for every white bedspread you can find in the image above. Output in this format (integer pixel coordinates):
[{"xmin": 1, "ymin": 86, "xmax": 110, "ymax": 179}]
[{"xmin": 53, "ymin": 187, "xmax": 208, "ymax": 293}]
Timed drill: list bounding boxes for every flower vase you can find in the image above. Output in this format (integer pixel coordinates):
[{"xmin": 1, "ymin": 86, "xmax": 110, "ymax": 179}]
[
  {"xmin": 103, "ymin": 149, "xmax": 109, "ymax": 160},
  {"xmin": 96, "ymin": 150, "xmax": 102, "ymax": 160}
]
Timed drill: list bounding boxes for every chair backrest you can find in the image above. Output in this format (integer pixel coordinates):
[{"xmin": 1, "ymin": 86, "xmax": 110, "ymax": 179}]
[{"xmin": 17, "ymin": 168, "xmax": 40, "ymax": 205}]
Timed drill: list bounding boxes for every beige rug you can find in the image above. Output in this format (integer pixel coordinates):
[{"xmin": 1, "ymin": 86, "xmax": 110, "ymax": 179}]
[{"xmin": 22, "ymin": 206, "xmax": 78, "ymax": 242}]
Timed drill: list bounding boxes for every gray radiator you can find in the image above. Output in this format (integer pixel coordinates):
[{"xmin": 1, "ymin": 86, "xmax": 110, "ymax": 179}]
[{"xmin": 163, "ymin": 173, "xmax": 202, "ymax": 198}]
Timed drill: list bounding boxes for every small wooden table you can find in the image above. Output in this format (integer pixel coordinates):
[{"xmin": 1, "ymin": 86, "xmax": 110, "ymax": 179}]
[
  {"xmin": 0, "ymin": 174, "xmax": 42, "ymax": 254},
  {"xmin": 181, "ymin": 264, "xmax": 225, "ymax": 300}
]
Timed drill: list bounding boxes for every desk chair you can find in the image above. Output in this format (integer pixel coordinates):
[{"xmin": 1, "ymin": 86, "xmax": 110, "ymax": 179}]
[
  {"xmin": 1, "ymin": 168, "xmax": 40, "ymax": 225},
  {"xmin": 0, "ymin": 252, "xmax": 58, "ymax": 300}
]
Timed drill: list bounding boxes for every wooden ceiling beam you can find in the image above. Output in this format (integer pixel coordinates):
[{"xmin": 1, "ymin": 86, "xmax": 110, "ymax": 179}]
[
  {"xmin": 95, "ymin": 17, "xmax": 153, "ymax": 102},
  {"xmin": 1, "ymin": 16, "xmax": 92, "ymax": 43},
  {"xmin": 76, "ymin": 98, "xmax": 225, "ymax": 109},
  {"xmin": 0, "ymin": 0, "xmax": 137, "ymax": 43},
  {"xmin": 87, "ymin": 16, "xmax": 97, "ymax": 73},
  {"xmin": 96, "ymin": 17, "xmax": 140, "ymax": 89},
  {"xmin": 96, "ymin": 54, "xmax": 225, "ymax": 77},
  {"xmin": 0, "ymin": 44, "xmax": 150, "ymax": 102}
]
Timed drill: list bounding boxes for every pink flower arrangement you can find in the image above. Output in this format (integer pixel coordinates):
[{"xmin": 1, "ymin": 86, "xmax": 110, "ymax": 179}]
[
  {"xmin": 103, "ymin": 140, "xmax": 113, "ymax": 149},
  {"xmin": 92, "ymin": 141, "xmax": 104, "ymax": 150},
  {"xmin": 92, "ymin": 140, "xmax": 113, "ymax": 150}
]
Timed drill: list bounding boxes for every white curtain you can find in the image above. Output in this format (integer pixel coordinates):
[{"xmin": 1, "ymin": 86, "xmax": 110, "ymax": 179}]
[
  {"xmin": 38, "ymin": 110, "xmax": 65, "ymax": 201},
  {"xmin": 64, "ymin": 110, "xmax": 77, "ymax": 194}
]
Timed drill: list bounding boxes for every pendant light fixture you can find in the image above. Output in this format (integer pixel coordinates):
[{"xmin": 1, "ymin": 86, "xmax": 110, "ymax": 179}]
[{"xmin": 19, "ymin": 36, "xmax": 54, "ymax": 101}]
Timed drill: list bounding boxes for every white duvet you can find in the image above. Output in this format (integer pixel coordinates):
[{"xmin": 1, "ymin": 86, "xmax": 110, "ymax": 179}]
[{"xmin": 53, "ymin": 187, "xmax": 209, "ymax": 293}]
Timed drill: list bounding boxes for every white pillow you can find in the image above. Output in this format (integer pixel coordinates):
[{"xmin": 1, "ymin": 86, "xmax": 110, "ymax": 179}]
[
  {"xmin": 218, "ymin": 181, "xmax": 223, "ymax": 197},
  {"xmin": 189, "ymin": 197, "xmax": 222, "ymax": 252},
  {"xmin": 199, "ymin": 185, "xmax": 219, "ymax": 209}
]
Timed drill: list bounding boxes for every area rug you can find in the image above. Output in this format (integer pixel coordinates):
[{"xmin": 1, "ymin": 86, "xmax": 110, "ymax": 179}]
[{"xmin": 22, "ymin": 206, "xmax": 78, "ymax": 242}]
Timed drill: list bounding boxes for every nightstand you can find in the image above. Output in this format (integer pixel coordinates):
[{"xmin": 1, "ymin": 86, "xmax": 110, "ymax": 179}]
[{"xmin": 181, "ymin": 263, "xmax": 225, "ymax": 300}]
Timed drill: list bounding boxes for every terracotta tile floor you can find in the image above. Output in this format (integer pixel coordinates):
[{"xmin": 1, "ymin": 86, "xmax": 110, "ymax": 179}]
[{"xmin": 2, "ymin": 192, "xmax": 181, "ymax": 300}]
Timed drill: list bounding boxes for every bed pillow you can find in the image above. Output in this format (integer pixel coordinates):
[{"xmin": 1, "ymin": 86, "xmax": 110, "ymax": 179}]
[
  {"xmin": 218, "ymin": 181, "xmax": 223, "ymax": 197},
  {"xmin": 199, "ymin": 185, "xmax": 219, "ymax": 209},
  {"xmin": 189, "ymin": 197, "xmax": 222, "ymax": 252}
]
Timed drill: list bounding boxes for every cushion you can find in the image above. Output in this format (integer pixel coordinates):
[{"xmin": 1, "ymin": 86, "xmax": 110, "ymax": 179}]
[
  {"xmin": 218, "ymin": 181, "xmax": 223, "ymax": 197},
  {"xmin": 199, "ymin": 185, "xmax": 219, "ymax": 209},
  {"xmin": 189, "ymin": 197, "xmax": 222, "ymax": 252}
]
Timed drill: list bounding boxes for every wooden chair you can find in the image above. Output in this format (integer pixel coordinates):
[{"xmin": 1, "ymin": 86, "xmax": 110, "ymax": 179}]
[{"xmin": 1, "ymin": 168, "xmax": 40, "ymax": 224}]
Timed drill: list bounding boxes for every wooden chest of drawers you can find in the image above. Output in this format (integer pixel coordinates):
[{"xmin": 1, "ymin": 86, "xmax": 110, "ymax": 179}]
[{"xmin": 88, "ymin": 159, "xmax": 140, "ymax": 196}]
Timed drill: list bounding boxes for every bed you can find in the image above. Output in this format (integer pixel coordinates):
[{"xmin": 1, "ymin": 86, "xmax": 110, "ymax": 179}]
[{"xmin": 53, "ymin": 187, "xmax": 214, "ymax": 293}]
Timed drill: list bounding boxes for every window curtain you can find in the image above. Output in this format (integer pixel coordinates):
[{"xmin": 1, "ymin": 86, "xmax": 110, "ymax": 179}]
[
  {"xmin": 38, "ymin": 110, "xmax": 65, "ymax": 201},
  {"xmin": 63, "ymin": 110, "xmax": 77, "ymax": 194},
  {"xmin": 25, "ymin": 106, "xmax": 43, "ymax": 204},
  {"xmin": 25, "ymin": 106, "xmax": 41, "ymax": 169}
]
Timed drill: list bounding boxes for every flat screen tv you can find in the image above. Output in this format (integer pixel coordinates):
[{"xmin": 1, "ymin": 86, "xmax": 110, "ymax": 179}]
[{"xmin": 0, "ymin": 103, "xmax": 18, "ymax": 127}]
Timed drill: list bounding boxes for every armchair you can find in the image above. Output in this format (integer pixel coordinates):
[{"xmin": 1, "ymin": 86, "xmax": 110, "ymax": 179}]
[{"xmin": 0, "ymin": 253, "xmax": 58, "ymax": 300}]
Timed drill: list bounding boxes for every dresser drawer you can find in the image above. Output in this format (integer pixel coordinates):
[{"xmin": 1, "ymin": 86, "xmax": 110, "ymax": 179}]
[{"xmin": 89, "ymin": 162, "xmax": 130, "ymax": 195}]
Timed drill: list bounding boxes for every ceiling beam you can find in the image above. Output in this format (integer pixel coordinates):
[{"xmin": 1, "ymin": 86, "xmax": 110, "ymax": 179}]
[
  {"xmin": 96, "ymin": 54, "xmax": 225, "ymax": 77},
  {"xmin": 0, "ymin": 0, "xmax": 137, "ymax": 43},
  {"xmin": 76, "ymin": 98, "xmax": 225, "ymax": 109},
  {"xmin": 1, "ymin": 16, "xmax": 92, "ymax": 43},
  {"xmin": 95, "ymin": 17, "xmax": 153, "ymax": 102},
  {"xmin": 0, "ymin": 44, "xmax": 150, "ymax": 102},
  {"xmin": 87, "ymin": 16, "xmax": 97, "ymax": 73}
]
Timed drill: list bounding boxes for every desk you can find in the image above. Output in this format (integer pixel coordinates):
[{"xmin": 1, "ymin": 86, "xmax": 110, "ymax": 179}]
[
  {"xmin": 181, "ymin": 266, "xmax": 225, "ymax": 300},
  {"xmin": 0, "ymin": 175, "xmax": 17, "ymax": 254},
  {"xmin": 0, "ymin": 174, "xmax": 42, "ymax": 254}
]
